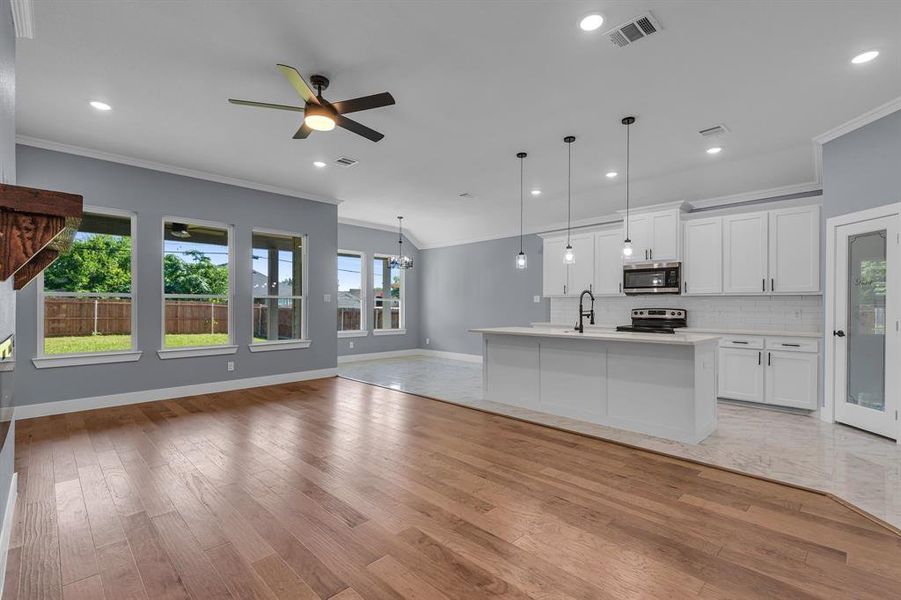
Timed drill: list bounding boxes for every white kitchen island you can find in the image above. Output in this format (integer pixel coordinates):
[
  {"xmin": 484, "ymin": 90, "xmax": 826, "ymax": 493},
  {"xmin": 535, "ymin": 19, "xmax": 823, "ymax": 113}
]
[{"xmin": 471, "ymin": 327, "xmax": 721, "ymax": 444}]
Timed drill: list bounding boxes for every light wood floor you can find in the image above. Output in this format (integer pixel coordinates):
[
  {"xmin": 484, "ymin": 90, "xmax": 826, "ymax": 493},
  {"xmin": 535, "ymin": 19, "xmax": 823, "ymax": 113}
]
[{"xmin": 5, "ymin": 377, "xmax": 901, "ymax": 600}]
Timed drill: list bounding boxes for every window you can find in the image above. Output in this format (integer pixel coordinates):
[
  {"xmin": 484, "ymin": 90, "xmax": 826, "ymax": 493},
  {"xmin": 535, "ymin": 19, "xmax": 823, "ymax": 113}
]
[
  {"xmin": 163, "ymin": 219, "xmax": 232, "ymax": 349},
  {"xmin": 337, "ymin": 251, "xmax": 364, "ymax": 334},
  {"xmin": 373, "ymin": 255, "xmax": 403, "ymax": 332},
  {"xmin": 39, "ymin": 210, "xmax": 135, "ymax": 356},
  {"xmin": 252, "ymin": 230, "xmax": 306, "ymax": 345}
]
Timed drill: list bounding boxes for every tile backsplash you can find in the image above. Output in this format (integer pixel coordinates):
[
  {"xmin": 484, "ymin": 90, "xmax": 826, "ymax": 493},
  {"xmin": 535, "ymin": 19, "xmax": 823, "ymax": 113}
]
[{"xmin": 549, "ymin": 295, "xmax": 823, "ymax": 333}]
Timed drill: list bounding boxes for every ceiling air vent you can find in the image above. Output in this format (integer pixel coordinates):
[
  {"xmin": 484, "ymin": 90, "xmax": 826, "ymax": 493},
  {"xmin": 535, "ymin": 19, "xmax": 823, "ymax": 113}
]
[
  {"xmin": 458, "ymin": 192, "xmax": 477, "ymax": 199},
  {"xmin": 606, "ymin": 12, "xmax": 662, "ymax": 48},
  {"xmin": 335, "ymin": 157, "xmax": 358, "ymax": 167},
  {"xmin": 699, "ymin": 124, "xmax": 730, "ymax": 137}
]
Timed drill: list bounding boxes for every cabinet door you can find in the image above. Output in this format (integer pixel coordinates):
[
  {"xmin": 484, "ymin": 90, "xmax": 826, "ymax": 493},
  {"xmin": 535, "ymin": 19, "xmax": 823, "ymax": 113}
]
[
  {"xmin": 566, "ymin": 234, "xmax": 595, "ymax": 295},
  {"xmin": 593, "ymin": 230, "xmax": 623, "ymax": 295},
  {"xmin": 625, "ymin": 214, "xmax": 651, "ymax": 260},
  {"xmin": 683, "ymin": 217, "xmax": 722, "ymax": 294},
  {"xmin": 650, "ymin": 211, "xmax": 679, "ymax": 260},
  {"xmin": 717, "ymin": 347, "xmax": 764, "ymax": 403},
  {"xmin": 769, "ymin": 206, "xmax": 819, "ymax": 293},
  {"xmin": 723, "ymin": 212, "xmax": 768, "ymax": 294},
  {"xmin": 765, "ymin": 350, "xmax": 818, "ymax": 409},
  {"xmin": 542, "ymin": 237, "xmax": 568, "ymax": 296}
]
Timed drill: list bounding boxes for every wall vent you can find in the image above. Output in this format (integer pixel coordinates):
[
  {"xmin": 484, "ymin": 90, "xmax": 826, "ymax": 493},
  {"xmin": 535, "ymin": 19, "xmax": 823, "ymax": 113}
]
[
  {"xmin": 335, "ymin": 157, "xmax": 358, "ymax": 167},
  {"xmin": 605, "ymin": 12, "xmax": 662, "ymax": 48},
  {"xmin": 698, "ymin": 124, "xmax": 729, "ymax": 137}
]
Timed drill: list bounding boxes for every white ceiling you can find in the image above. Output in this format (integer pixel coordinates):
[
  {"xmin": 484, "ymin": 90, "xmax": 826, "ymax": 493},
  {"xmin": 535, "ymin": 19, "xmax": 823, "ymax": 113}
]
[{"xmin": 15, "ymin": 1, "xmax": 901, "ymax": 247}]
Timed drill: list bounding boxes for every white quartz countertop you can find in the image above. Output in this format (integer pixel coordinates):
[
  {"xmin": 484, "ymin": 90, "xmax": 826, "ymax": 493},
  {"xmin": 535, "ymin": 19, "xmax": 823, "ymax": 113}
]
[
  {"xmin": 471, "ymin": 326, "xmax": 721, "ymax": 346},
  {"xmin": 530, "ymin": 323, "xmax": 822, "ymax": 339}
]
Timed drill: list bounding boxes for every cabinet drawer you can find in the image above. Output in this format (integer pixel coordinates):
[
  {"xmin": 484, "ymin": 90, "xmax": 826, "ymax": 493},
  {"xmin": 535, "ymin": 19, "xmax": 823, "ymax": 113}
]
[
  {"xmin": 718, "ymin": 335, "xmax": 764, "ymax": 349},
  {"xmin": 765, "ymin": 337, "xmax": 818, "ymax": 353}
]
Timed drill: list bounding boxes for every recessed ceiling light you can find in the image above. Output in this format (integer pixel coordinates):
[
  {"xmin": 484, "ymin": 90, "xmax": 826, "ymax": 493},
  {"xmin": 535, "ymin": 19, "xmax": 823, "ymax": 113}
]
[
  {"xmin": 89, "ymin": 101, "xmax": 111, "ymax": 111},
  {"xmin": 579, "ymin": 14, "xmax": 604, "ymax": 32},
  {"xmin": 606, "ymin": 171, "xmax": 618, "ymax": 178},
  {"xmin": 313, "ymin": 161, "xmax": 326, "ymax": 168},
  {"xmin": 706, "ymin": 146, "xmax": 722, "ymax": 155},
  {"xmin": 851, "ymin": 50, "xmax": 879, "ymax": 64},
  {"xmin": 531, "ymin": 189, "xmax": 542, "ymax": 196}
]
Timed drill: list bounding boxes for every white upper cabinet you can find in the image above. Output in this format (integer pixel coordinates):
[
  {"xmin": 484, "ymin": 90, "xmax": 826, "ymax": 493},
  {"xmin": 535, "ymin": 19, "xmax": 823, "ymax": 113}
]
[
  {"xmin": 593, "ymin": 229, "xmax": 623, "ymax": 295},
  {"xmin": 723, "ymin": 212, "xmax": 768, "ymax": 294},
  {"xmin": 624, "ymin": 209, "xmax": 680, "ymax": 261},
  {"xmin": 542, "ymin": 237, "xmax": 568, "ymax": 297},
  {"xmin": 768, "ymin": 205, "xmax": 820, "ymax": 293},
  {"xmin": 682, "ymin": 217, "xmax": 723, "ymax": 295},
  {"xmin": 567, "ymin": 234, "xmax": 595, "ymax": 295}
]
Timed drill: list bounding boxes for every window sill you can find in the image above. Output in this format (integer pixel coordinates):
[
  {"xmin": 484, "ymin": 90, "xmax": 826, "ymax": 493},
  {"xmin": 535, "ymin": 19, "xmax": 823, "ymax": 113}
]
[
  {"xmin": 338, "ymin": 331, "xmax": 368, "ymax": 339},
  {"xmin": 32, "ymin": 350, "xmax": 143, "ymax": 369},
  {"xmin": 0, "ymin": 359, "xmax": 15, "ymax": 372},
  {"xmin": 157, "ymin": 345, "xmax": 238, "ymax": 360},
  {"xmin": 248, "ymin": 340, "xmax": 312, "ymax": 352},
  {"xmin": 373, "ymin": 329, "xmax": 407, "ymax": 336}
]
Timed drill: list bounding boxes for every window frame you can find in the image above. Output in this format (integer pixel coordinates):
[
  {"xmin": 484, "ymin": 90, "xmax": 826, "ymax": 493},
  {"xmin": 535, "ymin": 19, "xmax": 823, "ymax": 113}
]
[
  {"xmin": 372, "ymin": 253, "xmax": 406, "ymax": 335},
  {"xmin": 158, "ymin": 216, "xmax": 237, "ymax": 359},
  {"xmin": 249, "ymin": 227, "xmax": 310, "ymax": 352},
  {"xmin": 337, "ymin": 249, "xmax": 368, "ymax": 338},
  {"xmin": 32, "ymin": 205, "xmax": 142, "ymax": 369}
]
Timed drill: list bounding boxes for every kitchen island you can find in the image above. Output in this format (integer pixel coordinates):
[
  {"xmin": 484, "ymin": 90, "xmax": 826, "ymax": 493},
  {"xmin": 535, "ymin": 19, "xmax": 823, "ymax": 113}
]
[{"xmin": 471, "ymin": 327, "xmax": 720, "ymax": 444}]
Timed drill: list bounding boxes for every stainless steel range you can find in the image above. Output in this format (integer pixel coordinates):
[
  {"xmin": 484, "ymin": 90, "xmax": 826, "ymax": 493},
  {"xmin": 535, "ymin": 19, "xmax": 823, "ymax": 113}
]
[{"xmin": 616, "ymin": 308, "xmax": 687, "ymax": 334}]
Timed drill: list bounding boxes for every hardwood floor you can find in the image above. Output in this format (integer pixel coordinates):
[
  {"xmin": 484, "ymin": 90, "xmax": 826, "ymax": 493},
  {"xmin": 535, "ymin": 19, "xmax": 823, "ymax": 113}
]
[{"xmin": 5, "ymin": 376, "xmax": 901, "ymax": 599}]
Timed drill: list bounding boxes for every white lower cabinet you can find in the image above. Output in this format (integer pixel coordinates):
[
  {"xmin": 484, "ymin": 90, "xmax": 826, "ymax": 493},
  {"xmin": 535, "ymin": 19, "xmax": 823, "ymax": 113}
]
[{"xmin": 717, "ymin": 336, "xmax": 818, "ymax": 410}]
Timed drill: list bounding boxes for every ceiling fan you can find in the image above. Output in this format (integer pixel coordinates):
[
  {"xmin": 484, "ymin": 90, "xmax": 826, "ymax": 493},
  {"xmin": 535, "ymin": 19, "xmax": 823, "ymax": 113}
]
[{"xmin": 228, "ymin": 64, "xmax": 395, "ymax": 142}]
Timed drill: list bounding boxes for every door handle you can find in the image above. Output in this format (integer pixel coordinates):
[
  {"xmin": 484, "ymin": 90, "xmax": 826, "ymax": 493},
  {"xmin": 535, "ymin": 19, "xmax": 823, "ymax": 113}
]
[{"xmin": 833, "ymin": 330, "xmax": 845, "ymax": 337}]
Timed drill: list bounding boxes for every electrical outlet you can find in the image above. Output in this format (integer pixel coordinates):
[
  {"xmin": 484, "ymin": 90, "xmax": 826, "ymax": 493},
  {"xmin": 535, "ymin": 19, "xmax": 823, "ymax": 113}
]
[
  {"xmin": 533, "ymin": 295, "xmax": 541, "ymax": 303},
  {"xmin": 425, "ymin": 338, "xmax": 430, "ymax": 345},
  {"xmin": 324, "ymin": 293, "xmax": 332, "ymax": 303},
  {"xmin": 349, "ymin": 341, "xmax": 354, "ymax": 349},
  {"xmin": 227, "ymin": 361, "xmax": 235, "ymax": 372}
]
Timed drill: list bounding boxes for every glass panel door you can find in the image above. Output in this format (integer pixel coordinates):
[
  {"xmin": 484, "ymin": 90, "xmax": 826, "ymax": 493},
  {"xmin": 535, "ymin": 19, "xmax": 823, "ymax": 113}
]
[{"xmin": 847, "ymin": 230, "xmax": 886, "ymax": 411}]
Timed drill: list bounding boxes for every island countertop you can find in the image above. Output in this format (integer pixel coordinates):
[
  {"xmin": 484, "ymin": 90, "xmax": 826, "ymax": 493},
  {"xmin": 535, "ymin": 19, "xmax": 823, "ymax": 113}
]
[{"xmin": 470, "ymin": 326, "xmax": 721, "ymax": 346}]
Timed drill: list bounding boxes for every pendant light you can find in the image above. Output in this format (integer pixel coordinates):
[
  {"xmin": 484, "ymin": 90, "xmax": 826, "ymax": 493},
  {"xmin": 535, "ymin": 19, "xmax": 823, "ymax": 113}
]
[
  {"xmin": 563, "ymin": 135, "xmax": 576, "ymax": 264},
  {"xmin": 514, "ymin": 152, "xmax": 528, "ymax": 270},
  {"xmin": 621, "ymin": 116, "xmax": 635, "ymax": 258},
  {"xmin": 389, "ymin": 216, "xmax": 414, "ymax": 269}
]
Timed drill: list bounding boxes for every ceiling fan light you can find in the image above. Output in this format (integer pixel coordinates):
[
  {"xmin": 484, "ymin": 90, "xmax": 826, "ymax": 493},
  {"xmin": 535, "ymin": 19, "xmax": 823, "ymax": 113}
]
[
  {"xmin": 303, "ymin": 104, "xmax": 336, "ymax": 131},
  {"xmin": 170, "ymin": 223, "xmax": 191, "ymax": 239}
]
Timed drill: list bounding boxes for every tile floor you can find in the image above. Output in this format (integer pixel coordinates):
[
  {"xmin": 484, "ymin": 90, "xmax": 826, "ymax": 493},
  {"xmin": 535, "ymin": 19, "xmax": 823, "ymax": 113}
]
[{"xmin": 340, "ymin": 355, "xmax": 901, "ymax": 532}]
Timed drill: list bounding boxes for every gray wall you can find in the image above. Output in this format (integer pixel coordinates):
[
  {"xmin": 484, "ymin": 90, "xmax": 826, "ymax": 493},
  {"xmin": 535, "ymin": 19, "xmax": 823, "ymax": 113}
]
[
  {"xmin": 0, "ymin": 1, "xmax": 16, "ymax": 532},
  {"xmin": 822, "ymin": 109, "xmax": 901, "ymax": 219},
  {"xmin": 420, "ymin": 233, "xmax": 548, "ymax": 355},
  {"xmin": 337, "ymin": 223, "xmax": 420, "ymax": 356},
  {"xmin": 15, "ymin": 145, "xmax": 338, "ymax": 406}
]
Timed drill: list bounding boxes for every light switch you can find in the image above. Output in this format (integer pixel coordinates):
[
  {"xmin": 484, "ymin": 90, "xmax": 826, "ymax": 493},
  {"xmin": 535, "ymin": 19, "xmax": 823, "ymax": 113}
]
[
  {"xmin": 533, "ymin": 295, "xmax": 541, "ymax": 303},
  {"xmin": 324, "ymin": 294, "xmax": 332, "ymax": 303}
]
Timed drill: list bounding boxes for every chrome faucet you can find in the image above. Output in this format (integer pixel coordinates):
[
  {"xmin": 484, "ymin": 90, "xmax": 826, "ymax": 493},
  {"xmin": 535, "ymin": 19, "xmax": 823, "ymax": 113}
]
[{"xmin": 575, "ymin": 289, "xmax": 595, "ymax": 333}]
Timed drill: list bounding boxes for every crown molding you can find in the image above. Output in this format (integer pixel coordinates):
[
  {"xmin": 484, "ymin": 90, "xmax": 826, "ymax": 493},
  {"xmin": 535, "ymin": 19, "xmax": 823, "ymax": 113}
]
[
  {"xmin": 685, "ymin": 181, "xmax": 821, "ymax": 210},
  {"xmin": 813, "ymin": 95, "xmax": 901, "ymax": 145},
  {"xmin": 338, "ymin": 216, "xmax": 424, "ymax": 249},
  {"xmin": 11, "ymin": 0, "xmax": 34, "ymax": 39},
  {"xmin": 15, "ymin": 136, "xmax": 343, "ymax": 206}
]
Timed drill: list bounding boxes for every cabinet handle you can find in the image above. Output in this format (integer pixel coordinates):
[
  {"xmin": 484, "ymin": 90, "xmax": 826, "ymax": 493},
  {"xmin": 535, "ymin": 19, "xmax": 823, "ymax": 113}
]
[
  {"xmin": 767, "ymin": 352, "xmax": 771, "ymax": 366},
  {"xmin": 762, "ymin": 278, "xmax": 765, "ymax": 292},
  {"xmin": 618, "ymin": 283, "xmax": 622, "ymax": 294},
  {"xmin": 684, "ymin": 281, "xmax": 687, "ymax": 293},
  {"xmin": 732, "ymin": 341, "xmax": 749, "ymax": 344},
  {"xmin": 650, "ymin": 249, "xmax": 653, "ymax": 260},
  {"xmin": 758, "ymin": 351, "xmax": 761, "ymax": 365},
  {"xmin": 771, "ymin": 278, "xmax": 775, "ymax": 292},
  {"xmin": 781, "ymin": 343, "xmax": 800, "ymax": 347},
  {"xmin": 589, "ymin": 283, "xmax": 592, "ymax": 293}
]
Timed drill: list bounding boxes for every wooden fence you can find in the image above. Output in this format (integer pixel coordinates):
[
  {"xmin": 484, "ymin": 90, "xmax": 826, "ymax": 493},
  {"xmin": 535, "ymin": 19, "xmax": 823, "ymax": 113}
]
[{"xmin": 44, "ymin": 298, "xmax": 228, "ymax": 337}]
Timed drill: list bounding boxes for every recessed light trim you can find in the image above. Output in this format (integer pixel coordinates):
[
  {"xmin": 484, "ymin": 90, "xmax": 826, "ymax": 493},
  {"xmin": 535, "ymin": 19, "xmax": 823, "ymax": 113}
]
[
  {"xmin": 530, "ymin": 189, "xmax": 542, "ymax": 196},
  {"xmin": 89, "ymin": 101, "xmax": 111, "ymax": 111},
  {"xmin": 606, "ymin": 171, "xmax": 618, "ymax": 178},
  {"xmin": 313, "ymin": 161, "xmax": 327, "ymax": 168},
  {"xmin": 579, "ymin": 13, "xmax": 604, "ymax": 32},
  {"xmin": 706, "ymin": 146, "xmax": 722, "ymax": 155},
  {"xmin": 851, "ymin": 50, "xmax": 879, "ymax": 64}
]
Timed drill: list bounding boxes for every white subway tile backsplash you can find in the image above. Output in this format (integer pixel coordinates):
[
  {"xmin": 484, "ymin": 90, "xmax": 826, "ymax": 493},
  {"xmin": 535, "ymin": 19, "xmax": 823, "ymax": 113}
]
[{"xmin": 549, "ymin": 295, "xmax": 822, "ymax": 334}]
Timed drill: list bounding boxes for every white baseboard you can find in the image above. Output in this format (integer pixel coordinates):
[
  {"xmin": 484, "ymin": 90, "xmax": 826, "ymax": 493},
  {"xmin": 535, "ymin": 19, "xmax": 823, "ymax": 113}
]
[
  {"xmin": 14, "ymin": 368, "xmax": 338, "ymax": 420},
  {"xmin": 0, "ymin": 472, "xmax": 17, "ymax": 598},
  {"xmin": 337, "ymin": 349, "xmax": 421, "ymax": 364},
  {"xmin": 338, "ymin": 348, "xmax": 482, "ymax": 364}
]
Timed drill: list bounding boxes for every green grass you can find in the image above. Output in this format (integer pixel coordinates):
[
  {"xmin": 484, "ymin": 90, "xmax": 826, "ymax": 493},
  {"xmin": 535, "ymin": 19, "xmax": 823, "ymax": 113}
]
[{"xmin": 44, "ymin": 333, "xmax": 233, "ymax": 355}]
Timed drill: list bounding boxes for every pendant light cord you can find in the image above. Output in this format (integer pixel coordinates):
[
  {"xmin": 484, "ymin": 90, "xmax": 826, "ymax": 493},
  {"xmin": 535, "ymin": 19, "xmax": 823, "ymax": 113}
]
[
  {"xmin": 625, "ymin": 122, "xmax": 630, "ymax": 240},
  {"xmin": 519, "ymin": 156, "xmax": 525, "ymax": 253},
  {"xmin": 567, "ymin": 141, "xmax": 572, "ymax": 245}
]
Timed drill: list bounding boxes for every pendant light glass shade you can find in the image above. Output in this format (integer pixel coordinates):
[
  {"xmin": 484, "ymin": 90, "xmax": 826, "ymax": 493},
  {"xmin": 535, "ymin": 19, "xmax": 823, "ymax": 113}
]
[
  {"xmin": 621, "ymin": 117, "xmax": 635, "ymax": 258},
  {"xmin": 514, "ymin": 152, "xmax": 528, "ymax": 270},
  {"xmin": 563, "ymin": 136, "xmax": 576, "ymax": 264},
  {"xmin": 622, "ymin": 239, "xmax": 633, "ymax": 258},
  {"xmin": 389, "ymin": 216, "xmax": 414, "ymax": 269}
]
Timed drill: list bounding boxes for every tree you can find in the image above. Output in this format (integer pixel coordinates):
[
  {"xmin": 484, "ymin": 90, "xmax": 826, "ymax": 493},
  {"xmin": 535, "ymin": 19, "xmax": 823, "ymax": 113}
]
[
  {"xmin": 44, "ymin": 234, "xmax": 132, "ymax": 293},
  {"xmin": 164, "ymin": 250, "xmax": 229, "ymax": 295}
]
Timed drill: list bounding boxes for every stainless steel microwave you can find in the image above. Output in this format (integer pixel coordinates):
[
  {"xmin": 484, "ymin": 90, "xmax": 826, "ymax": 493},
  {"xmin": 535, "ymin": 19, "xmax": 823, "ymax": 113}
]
[{"xmin": 623, "ymin": 261, "xmax": 681, "ymax": 295}]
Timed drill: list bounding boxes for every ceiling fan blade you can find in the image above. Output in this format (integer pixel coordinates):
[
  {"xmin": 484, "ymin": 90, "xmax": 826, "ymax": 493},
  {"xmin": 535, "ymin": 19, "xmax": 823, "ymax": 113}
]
[
  {"xmin": 293, "ymin": 123, "xmax": 313, "ymax": 139},
  {"xmin": 228, "ymin": 98, "xmax": 304, "ymax": 112},
  {"xmin": 276, "ymin": 64, "xmax": 318, "ymax": 104},
  {"xmin": 331, "ymin": 92, "xmax": 395, "ymax": 115},
  {"xmin": 335, "ymin": 114, "xmax": 384, "ymax": 142}
]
